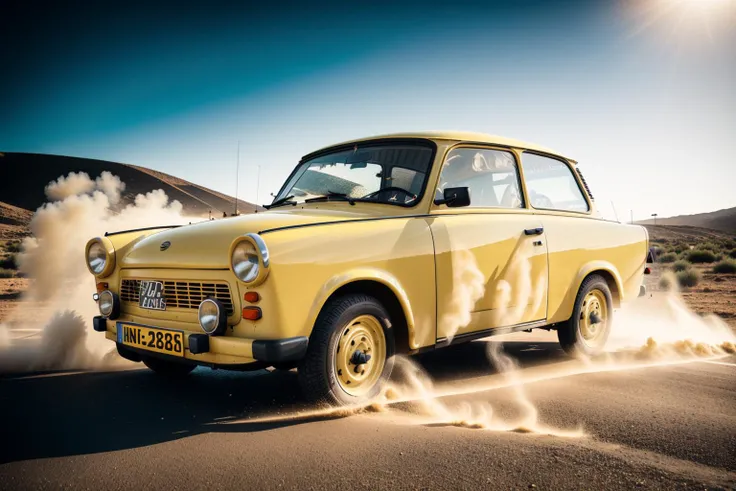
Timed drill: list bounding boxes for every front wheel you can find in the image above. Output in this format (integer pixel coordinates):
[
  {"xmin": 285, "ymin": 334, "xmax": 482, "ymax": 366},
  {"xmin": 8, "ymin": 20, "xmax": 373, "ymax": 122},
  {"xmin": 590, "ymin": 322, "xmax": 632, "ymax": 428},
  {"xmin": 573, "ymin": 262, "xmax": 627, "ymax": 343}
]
[
  {"xmin": 558, "ymin": 274, "xmax": 613, "ymax": 358},
  {"xmin": 143, "ymin": 356, "xmax": 196, "ymax": 377},
  {"xmin": 298, "ymin": 294, "xmax": 395, "ymax": 406}
]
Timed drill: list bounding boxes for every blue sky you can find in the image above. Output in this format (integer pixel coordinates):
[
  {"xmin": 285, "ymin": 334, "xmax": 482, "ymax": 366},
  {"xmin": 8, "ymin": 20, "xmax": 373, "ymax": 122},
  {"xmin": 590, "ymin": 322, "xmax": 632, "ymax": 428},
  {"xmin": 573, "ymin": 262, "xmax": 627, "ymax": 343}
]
[{"xmin": 2, "ymin": 0, "xmax": 735, "ymax": 219}]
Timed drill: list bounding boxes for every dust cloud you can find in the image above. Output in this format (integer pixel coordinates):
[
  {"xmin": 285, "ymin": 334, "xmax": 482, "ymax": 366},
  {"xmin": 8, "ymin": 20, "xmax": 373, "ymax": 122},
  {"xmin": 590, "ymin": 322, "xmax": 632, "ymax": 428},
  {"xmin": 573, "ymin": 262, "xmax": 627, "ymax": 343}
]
[
  {"xmin": 0, "ymin": 172, "xmax": 194, "ymax": 373},
  {"xmin": 233, "ymin": 241, "xmax": 734, "ymax": 438},
  {"xmin": 380, "ymin": 238, "xmax": 575, "ymax": 436},
  {"xmin": 44, "ymin": 171, "xmax": 96, "ymax": 201},
  {"xmin": 607, "ymin": 271, "xmax": 736, "ymax": 359},
  {"xmin": 438, "ymin": 248, "xmax": 484, "ymax": 343}
]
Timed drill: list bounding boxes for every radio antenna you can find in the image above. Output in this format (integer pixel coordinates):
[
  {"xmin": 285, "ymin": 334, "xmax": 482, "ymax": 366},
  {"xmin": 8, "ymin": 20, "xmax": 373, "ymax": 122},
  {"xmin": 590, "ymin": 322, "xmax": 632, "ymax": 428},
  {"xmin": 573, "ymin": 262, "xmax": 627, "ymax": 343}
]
[
  {"xmin": 234, "ymin": 140, "xmax": 241, "ymax": 216},
  {"xmin": 610, "ymin": 200, "xmax": 620, "ymax": 223}
]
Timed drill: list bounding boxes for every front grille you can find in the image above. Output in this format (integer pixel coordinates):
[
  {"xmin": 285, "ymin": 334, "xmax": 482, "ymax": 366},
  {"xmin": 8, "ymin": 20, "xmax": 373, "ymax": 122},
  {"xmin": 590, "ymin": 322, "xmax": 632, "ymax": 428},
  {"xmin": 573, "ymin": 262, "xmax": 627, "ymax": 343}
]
[{"xmin": 120, "ymin": 279, "xmax": 235, "ymax": 315}]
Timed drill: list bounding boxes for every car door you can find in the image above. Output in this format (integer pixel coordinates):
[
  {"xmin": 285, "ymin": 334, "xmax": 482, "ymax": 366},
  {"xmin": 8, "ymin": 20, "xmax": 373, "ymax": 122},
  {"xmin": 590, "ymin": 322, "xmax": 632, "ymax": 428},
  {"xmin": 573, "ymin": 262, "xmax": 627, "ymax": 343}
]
[
  {"xmin": 430, "ymin": 146, "xmax": 549, "ymax": 342},
  {"xmin": 519, "ymin": 152, "xmax": 645, "ymax": 325}
]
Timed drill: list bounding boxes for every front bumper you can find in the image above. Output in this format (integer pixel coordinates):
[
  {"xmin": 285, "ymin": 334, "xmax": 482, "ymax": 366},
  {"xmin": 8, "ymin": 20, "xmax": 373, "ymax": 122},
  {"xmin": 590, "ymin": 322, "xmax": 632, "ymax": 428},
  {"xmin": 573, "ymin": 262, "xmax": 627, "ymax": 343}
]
[{"xmin": 94, "ymin": 316, "xmax": 308, "ymax": 368}]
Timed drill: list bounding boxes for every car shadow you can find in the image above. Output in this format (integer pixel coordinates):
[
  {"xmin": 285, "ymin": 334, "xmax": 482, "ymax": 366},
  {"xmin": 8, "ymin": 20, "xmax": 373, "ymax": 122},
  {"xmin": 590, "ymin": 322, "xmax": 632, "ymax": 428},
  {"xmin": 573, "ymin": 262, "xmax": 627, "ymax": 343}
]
[{"xmin": 0, "ymin": 340, "xmax": 566, "ymax": 463}]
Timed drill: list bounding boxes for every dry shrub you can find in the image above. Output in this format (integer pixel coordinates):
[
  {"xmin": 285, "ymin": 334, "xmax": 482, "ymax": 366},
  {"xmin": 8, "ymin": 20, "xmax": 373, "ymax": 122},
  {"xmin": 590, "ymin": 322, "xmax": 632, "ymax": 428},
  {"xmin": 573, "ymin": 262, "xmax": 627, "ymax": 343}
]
[
  {"xmin": 729, "ymin": 249, "xmax": 736, "ymax": 259},
  {"xmin": 684, "ymin": 250, "xmax": 717, "ymax": 264},
  {"xmin": 698, "ymin": 242, "xmax": 720, "ymax": 252},
  {"xmin": 0, "ymin": 254, "xmax": 17, "ymax": 270},
  {"xmin": 672, "ymin": 260, "xmax": 689, "ymax": 272},
  {"xmin": 713, "ymin": 259, "xmax": 736, "ymax": 274},
  {"xmin": 3, "ymin": 241, "xmax": 22, "ymax": 253},
  {"xmin": 0, "ymin": 268, "xmax": 15, "ymax": 278},
  {"xmin": 658, "ymin": 252, "xmax": 677, "ymax": 263},
  {"xmin": 676, "ymin": 269, "xmax": 701, "ymax": 288}
]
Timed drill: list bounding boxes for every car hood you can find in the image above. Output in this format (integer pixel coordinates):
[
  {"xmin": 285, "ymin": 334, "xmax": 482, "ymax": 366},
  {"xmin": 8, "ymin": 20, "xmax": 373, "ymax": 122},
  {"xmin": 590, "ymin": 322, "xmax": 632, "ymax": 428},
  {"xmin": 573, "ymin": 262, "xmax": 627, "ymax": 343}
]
[{"xmin": 120, "ymin": 208, "xmax": 376, "ymax": 269}]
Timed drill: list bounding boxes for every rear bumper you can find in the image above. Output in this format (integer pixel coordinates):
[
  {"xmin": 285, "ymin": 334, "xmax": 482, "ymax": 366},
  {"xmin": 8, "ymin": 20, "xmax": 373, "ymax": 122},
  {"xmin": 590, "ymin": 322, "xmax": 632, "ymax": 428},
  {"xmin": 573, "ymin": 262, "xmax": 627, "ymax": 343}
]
[{"xmin": 95, "ymin": 316, "xmax": 308, "ymax": 368}]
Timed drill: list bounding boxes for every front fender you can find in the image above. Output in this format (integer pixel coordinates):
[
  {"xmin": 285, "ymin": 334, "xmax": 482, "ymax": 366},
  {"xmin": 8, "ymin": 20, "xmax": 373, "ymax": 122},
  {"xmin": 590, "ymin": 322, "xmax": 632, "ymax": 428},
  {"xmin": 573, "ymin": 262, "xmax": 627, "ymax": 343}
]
[{"xmin": 303, "ymin": 267, "xmax": 417, "ymax": 347}]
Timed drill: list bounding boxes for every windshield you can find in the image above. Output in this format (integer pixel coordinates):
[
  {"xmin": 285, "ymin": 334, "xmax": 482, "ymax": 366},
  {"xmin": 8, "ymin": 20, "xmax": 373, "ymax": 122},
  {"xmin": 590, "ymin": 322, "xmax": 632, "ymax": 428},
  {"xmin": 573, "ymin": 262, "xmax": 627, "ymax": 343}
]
[{"xmin": 274, "ymin": 143, "xmax": 434, "ymax": 206}]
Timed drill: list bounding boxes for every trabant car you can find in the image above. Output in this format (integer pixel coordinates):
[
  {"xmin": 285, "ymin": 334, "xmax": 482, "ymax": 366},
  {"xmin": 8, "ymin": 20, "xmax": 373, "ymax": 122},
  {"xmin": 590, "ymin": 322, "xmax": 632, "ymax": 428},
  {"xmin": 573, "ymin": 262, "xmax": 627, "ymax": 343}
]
[{"xmin": 87, "ymin": 132, "xmax": 649, "ymax": 405}]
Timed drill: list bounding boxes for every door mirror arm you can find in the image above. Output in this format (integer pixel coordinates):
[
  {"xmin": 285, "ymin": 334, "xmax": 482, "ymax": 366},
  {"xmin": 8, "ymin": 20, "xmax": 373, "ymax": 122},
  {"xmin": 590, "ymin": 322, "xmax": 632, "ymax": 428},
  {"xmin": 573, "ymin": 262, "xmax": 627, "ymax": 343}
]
[{"xmin": 434, "ymin": 187, "xmax": 471, "ymax": 208}]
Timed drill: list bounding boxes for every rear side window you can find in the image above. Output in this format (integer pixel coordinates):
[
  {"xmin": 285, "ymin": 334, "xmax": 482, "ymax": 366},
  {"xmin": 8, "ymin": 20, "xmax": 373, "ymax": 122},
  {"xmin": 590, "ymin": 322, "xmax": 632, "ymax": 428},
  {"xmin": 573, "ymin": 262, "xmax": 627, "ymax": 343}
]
[{"xmin": 521, "ymin": 153, "xmax": 589, "ymax": 212}]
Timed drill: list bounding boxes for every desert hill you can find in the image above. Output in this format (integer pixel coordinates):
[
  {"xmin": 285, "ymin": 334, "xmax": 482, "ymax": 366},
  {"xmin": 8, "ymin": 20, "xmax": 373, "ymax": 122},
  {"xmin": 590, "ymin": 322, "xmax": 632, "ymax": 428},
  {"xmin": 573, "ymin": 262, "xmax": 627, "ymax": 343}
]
[
  {"xmin": 637, "ymin": 207, "xmax": 736, "ymax": 233},
  {"xmin": 643, "ymin": 224, "xmax": 736, "ymax": 244},
  {"xmin": 0, "ymin": 152, "xmax": 260, "ymax": 238}
]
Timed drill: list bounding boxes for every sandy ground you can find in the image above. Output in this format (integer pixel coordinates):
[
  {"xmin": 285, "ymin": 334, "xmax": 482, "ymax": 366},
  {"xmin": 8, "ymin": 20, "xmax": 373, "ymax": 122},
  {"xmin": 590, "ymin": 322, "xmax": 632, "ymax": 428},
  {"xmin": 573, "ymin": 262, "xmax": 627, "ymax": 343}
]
[
  {"xmin": 0, "ymin": 333, "xmax": 734, "ymax": 490},
  {"xmin": 644, "ymin": 265, "xmax": 736, "ymax": 328},
  {"xmin": 1, "ymin": 273, "xmax": 734, "ymax": 490},
  {"xmin": 0, "ymin": 279, "xmax": 49, "ymax": 333}
]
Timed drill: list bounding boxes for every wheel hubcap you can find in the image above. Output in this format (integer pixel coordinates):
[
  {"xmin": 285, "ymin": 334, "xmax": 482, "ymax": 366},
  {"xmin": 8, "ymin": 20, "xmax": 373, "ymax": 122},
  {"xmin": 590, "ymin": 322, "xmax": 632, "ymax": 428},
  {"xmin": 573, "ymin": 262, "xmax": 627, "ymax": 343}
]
[
  {"xmin": 579, "ymin": 289, "xmax": 608, "ymax": 346},
  {"xmin": 334, "ymin": 314, "xmax": 385, "ymax": 396}
]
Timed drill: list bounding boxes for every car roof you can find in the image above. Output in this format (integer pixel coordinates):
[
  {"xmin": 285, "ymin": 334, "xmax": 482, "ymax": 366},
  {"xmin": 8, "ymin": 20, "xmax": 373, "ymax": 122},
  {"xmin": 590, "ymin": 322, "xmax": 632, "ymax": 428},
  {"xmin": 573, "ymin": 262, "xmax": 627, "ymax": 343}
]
[{"xmin": 307, "ymin": 131, "xmax": 573, "ymax": 162}]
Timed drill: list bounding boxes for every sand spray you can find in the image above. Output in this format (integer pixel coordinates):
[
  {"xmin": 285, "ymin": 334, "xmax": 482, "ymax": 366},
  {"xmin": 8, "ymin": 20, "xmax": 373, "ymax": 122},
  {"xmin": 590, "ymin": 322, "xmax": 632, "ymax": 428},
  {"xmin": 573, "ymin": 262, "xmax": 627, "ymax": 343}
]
[
  {"xmin": 0, "ymin": 172, "xmax": 196, "ymax": 372},
  {"xmin": 237, "ymin": 241, "xmax": 734, "ymax": 437}
]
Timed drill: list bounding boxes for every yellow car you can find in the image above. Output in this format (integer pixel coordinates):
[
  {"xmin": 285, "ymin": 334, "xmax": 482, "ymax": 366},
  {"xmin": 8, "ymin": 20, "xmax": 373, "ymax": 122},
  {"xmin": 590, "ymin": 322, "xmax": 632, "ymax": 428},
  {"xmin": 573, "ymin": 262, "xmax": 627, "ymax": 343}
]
[{"xmin": 86, "ymin": 131, "xmax": 649, "ymax": 405}]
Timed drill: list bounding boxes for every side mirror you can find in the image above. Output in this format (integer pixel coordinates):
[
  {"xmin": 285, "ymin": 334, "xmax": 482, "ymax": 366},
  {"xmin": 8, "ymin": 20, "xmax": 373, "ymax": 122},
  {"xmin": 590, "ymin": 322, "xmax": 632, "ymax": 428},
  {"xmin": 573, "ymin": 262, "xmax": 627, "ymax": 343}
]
[{"xmin": 434, "ymin": 187, "xmax": 471, "ymax": 208}]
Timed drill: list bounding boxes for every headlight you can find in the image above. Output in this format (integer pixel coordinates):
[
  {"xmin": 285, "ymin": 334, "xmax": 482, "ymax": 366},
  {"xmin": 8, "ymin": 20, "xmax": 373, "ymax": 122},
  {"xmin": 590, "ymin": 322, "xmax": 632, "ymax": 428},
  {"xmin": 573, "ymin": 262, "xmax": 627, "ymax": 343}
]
[
  {"xmin": 230, "ymin": 233, "xmax": 269, "ymax": 285},
  {"xmin": 85, "ymin": 237, "xmax": 115, "ymax": 277},
  {"xmin": 88, "ymin": 242, "xmax": 107, "ymax": 274},
  {"xmin": 231, "ymin": 241, "xmax": 259, "ymax": 282},
  {"xmin": 198, "ymin": 299, "xmax": 227, "ymax": 335},
  {"xmin": 97, "ymin": 290, "xmax": 120, "ymax": 319}
]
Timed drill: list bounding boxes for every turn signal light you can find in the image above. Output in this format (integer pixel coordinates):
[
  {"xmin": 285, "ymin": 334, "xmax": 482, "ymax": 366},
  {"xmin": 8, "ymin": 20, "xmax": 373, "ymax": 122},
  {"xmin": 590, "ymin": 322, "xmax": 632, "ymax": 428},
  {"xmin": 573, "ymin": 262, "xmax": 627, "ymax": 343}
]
[
  {"xmin": 242, "ymin": 307, "xmax": 262, "ymax": 321},
  {"xmin": 244, "ymin": 291, "xmax": 260, "ymax": 303},
  {"xmin": 96, "ymin": 282, "xmax": 108, "ymax": 293}
]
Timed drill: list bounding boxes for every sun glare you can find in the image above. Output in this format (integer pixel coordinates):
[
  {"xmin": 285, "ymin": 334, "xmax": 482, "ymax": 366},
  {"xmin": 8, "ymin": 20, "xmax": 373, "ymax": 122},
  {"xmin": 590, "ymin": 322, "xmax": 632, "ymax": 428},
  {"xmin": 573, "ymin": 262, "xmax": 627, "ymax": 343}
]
[{"xmin": 624, "ymin": 0, "xmax": 736, "ymax": 45}]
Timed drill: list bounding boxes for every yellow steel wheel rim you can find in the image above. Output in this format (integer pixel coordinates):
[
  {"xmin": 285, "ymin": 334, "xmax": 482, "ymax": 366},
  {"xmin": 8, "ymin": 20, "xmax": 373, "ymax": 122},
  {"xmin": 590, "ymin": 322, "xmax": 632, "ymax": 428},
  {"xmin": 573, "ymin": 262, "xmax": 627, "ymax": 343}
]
[
  {"xmin": 579, "ymin": 289, "xmax": 608, "ymax": 346},
  {"xmin": 334, "ymin": 314, "xmax": 386, "ymax": 397}
]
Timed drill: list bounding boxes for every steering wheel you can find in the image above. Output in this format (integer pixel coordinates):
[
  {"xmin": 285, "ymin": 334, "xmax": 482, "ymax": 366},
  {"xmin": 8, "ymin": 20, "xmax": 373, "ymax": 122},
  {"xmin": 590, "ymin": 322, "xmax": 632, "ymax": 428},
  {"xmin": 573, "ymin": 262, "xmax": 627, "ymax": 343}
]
[{"xmin": 362, "ymin": 186, "xmax": 417, "ymax": 203}]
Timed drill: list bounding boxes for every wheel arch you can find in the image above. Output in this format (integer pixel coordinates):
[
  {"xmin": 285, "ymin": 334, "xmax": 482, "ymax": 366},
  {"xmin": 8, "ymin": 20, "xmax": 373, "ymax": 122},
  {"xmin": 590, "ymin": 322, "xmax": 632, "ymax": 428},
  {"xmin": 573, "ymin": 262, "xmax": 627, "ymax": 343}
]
[
  {"xmin": 304, "ymin": 269, "xmax": 414, "ymax": 354},
  {"xmin": 574, "ymin": 261, "xmax": 623, "ymax": 308}
]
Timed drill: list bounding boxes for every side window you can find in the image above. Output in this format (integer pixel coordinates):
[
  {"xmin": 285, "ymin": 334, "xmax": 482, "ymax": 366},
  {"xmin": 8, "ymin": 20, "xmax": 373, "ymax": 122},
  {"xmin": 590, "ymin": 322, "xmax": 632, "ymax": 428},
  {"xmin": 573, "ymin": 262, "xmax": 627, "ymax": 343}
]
[
  {"xmin": 436, "ymin": 148, "xmax": 523, "ymax": 209},
  {"xmin": 521, "ymin": 153, "xmax": 589, "ymax": 212}
]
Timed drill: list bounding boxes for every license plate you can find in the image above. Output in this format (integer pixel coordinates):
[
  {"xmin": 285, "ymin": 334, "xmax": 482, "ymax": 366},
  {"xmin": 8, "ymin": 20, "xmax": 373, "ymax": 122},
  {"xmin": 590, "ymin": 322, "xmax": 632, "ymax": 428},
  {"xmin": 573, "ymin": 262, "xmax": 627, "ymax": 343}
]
[
  {"xmin": 139, "ymin": 280, "xmax": 166, "ymax": 310},
  {"xmin": 117, "ymin": 323, "xmax": 184, "ymax": 357}
]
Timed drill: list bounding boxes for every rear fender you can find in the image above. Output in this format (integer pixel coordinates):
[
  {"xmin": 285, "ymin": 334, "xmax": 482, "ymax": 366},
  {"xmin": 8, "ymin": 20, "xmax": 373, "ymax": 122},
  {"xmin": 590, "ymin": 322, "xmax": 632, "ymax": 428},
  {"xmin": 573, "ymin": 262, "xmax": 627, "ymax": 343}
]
[{"xmin": 570, "ymin": 260, "xmax": 624, "ymax": 308}]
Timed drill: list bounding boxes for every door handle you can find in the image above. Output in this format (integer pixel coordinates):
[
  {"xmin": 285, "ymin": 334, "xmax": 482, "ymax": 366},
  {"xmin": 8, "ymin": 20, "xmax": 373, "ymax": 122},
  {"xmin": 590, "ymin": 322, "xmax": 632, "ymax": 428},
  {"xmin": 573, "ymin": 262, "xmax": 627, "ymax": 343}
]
[{"xmin": 524, "ymin": 227, "xmax": 544, "ymax": 236}]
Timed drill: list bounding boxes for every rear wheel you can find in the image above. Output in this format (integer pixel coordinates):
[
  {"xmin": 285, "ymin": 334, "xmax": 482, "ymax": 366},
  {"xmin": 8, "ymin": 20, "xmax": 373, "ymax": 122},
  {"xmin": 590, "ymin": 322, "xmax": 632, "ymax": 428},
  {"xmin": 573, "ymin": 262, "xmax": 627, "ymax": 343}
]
[
  {"xmin": 143, "ymin": 357, "xmax": 196, "ymax": 377},
  {"xmin": 558, "ymin": 274, "xmax": 612, "ymax": 358},
  {"xmin": 298, "ymin": 294, "xmax": 395, "ymax": 406}
]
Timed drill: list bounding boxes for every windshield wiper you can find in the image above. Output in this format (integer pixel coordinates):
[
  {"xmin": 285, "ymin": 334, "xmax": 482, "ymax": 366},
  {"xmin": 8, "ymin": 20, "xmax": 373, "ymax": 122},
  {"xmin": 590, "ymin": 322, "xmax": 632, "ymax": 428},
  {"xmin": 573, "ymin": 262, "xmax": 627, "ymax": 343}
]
[
  {"xmin": 305, "ymin": 190, "xmax": 356, "ymax": 206},
  {"xmin": 264, "ymin": 195, "xmax": 297, "ymax": 209}
]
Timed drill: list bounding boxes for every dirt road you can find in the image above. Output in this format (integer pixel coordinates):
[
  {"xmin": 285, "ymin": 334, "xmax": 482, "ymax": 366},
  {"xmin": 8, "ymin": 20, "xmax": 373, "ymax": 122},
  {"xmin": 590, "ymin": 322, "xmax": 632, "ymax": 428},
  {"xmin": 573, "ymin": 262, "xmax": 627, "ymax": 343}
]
[{"xmin": 1, "ymin": 331, "xmax": 734, "ymax": 490}]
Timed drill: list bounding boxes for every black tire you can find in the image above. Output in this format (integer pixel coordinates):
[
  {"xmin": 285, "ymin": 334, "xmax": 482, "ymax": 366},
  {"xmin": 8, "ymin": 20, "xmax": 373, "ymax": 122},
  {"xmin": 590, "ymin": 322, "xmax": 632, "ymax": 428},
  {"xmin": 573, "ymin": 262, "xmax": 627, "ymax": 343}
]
[
  {"xmin": 298, "ymin": 294, "xmax": 395, "ymax": 406},
  {"xmin": 143, "ymin": 356, "xmax": 196, "ymax": 377},
  {"xmin": 558, "ymin": 274, "xmax": 613, "ymax": 358}
]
